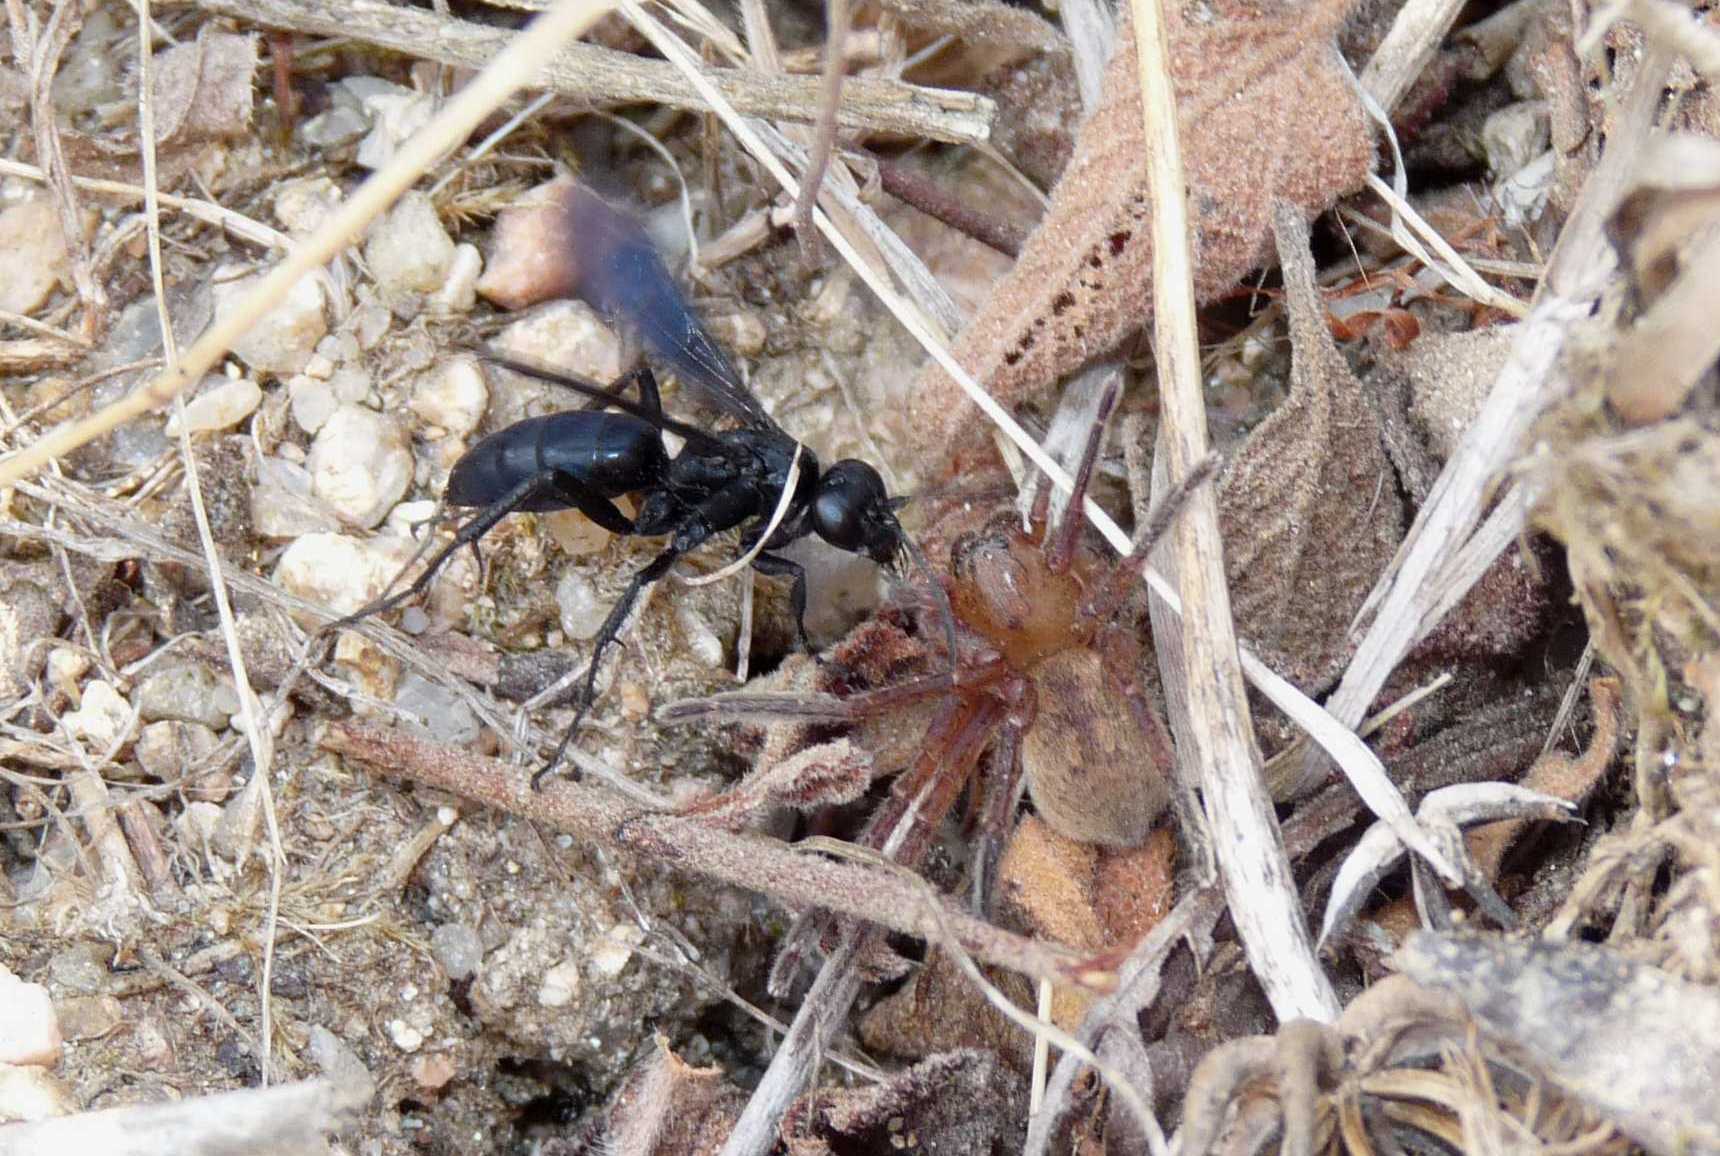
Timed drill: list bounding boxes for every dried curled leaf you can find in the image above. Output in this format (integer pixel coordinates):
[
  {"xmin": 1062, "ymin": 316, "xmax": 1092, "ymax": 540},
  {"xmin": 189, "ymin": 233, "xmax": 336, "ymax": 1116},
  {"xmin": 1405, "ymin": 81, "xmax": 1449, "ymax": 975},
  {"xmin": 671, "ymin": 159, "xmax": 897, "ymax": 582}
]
[
  {"xmin": 1217, "ymin": 204, "xmax": 1403, "ymax": 692},
  {"xmin": 151, "ymin": 28, "xmax": 259, "ymax": 145},
  {"xmin": 907, "ymin": 0, "xmax": 1374, "ymax": 462}
]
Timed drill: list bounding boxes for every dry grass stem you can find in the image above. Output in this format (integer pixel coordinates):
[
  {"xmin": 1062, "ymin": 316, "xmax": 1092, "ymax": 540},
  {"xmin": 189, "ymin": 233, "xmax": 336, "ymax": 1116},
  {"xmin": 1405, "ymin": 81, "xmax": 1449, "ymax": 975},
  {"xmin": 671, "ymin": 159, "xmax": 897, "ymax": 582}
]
[
  {"xmin": 1130, "ymin": 0, "xmax": 1335, "ymax": 1020},
  {"xmin": 1359, "ymin": 0, "xmax": 1469, "ymax": 113},
  {"xmin": 1313, "ymin": 44, "xmax": 1676, "ymax": 773},
  {"xmin": 173, "ymin": 0, "xmax": 992, "ymax": 143}
]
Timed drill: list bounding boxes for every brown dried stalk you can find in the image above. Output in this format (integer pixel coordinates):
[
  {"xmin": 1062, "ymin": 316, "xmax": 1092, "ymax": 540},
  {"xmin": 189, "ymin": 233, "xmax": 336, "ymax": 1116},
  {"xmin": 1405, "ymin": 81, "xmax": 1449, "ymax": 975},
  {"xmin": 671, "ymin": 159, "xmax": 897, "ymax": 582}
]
[{"xmin": 320, "ymin": 722, "xmax": 1109, "ymax": 990}]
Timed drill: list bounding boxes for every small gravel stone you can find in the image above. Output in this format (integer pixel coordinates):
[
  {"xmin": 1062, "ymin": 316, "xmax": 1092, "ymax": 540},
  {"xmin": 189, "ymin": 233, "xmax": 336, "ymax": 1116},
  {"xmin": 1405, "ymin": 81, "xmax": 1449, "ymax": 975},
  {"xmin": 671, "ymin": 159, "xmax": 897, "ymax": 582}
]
[
  {"xmin": 287, "ymin": 375, "xmax": 338, "ymax": 434},
  {"xmin": 365, "ymin": 191, "xmax": 455, "ymax": 296},
  {"xmin": 61, "ymin": 680, "xmax": 132, "ymax": 750},
  {"xmin": 213, "ymin": 266, "xmax": 328, "ymax": 374},
  {"xmin": 133, "ymin": 663, "xmax": 239, "ymax": 729},
  {"xmin": 55, "ymin": 995, "xmax": 121, "ymax": 1042},
  {"xmin": 1482, "ymin": 101, "xmax": 1550, "ymax": 181},
  {"xmin": 45, "ymin": 943, "xmax": 107, "ymax": 995},
  {"xmin": 410, "ymin": 355, "xmax": 487, "ymax": 438},
  {"xmin": 537, "ymin": 959, "xmax": 581, "ymax": 1008},
  {"xmin": 175, "ymin": 800, "xmax": 223, "ymax": 847},
  {"xmin": 44, "ymin": 648, "xmax": 89, "ymax": 701},
  {"xmin": 475, "ymin": 176, "xmax": 577, "ymax": 309},
  {"xmin": 387, "ymin": 1019, "xmax": 424, "ymax": 1052},
  {"xmin": 0, "ymin": 966, "xmax": 61, "ymax": 1066},
  {"xmin": 410, "ymin": 1053, "xmax": 457, "ymax": 1090},
  {"xmin": 676, "ymin": 605, "xmax": 726, "ymax": 668},
  {"xmin": 556, "ymin": 570, "xmax": 607, "ymax": 640},
  {"xmin": 273, "ymin": 532, "xmax": 414, "ymax": 617},
  {"xmin": 328, "ymin": 365, "xmax": 371, "ymax": 405},
  {"xmin": 135, "ymin": 719, "xmax": 221, "ymax": 780},
  {"xmin": 165, "ymin": 376, "xmax": 261, "ymax": 435},
  {"xmin": 307, "ymin": 404, "xmax": 413, "ymax": 528},
  {"xmin": 0, "ymin": 1063, "xmax": 75, "ymax": 1122},
  {"xmin": 272, "ymin": 177, "xmax": 344, "ymax": 236},
  {"xmin": 0, "ymin": 196, "xmax": 90, "ymax": 316},
  {"xmin": 430, "ymin": 923, "xmax": 484, "ymax": 981},
  {"xmin": 307, "ymin": 1025, "xmax": 373, "ymax": 1095},
  {"xmin": 493, "ymin": 300, "xmax": 625, "ymax": 384},
  {"xmin": 587, "ymin": 923, "xmax": 644, "ymax": 977},
  {"xmin": 251, "ymin": 456, "xmax": 342, "ymax": 539},
  {"xmin": 428, "ymin": 242, "xmax": 482, "ymax": 316},
  {"xmin": 395, "ymin": 673, "xmax": 480, "ymax": 746}
]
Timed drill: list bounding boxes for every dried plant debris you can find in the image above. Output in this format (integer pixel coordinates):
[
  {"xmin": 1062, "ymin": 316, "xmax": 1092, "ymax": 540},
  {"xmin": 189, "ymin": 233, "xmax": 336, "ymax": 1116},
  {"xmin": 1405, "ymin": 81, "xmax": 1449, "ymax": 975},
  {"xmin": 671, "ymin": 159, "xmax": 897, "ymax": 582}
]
[
  {"xmin": 1216, "ymin": 204, "xmax": 1403, "ymax": 692},
  {"xmin": 1177, "ymin": 972, "xmax": 1629, "ymax": 1156},
  {"xmin": 149, "ymin": 29, "xmax": 260, "ymax": 148},
  {"xmin": 907, "ymin": 0, "xmax": 1375, "ymax": 461},
  {"xmin": 584, "ymin": 1040, "xmax": 745, "ymax": 1156},
  {"xmin": 779, "ymin": 1049, "xmax": 1026, "ymax": 1155},
  {"xmin": 1398, "ymin": 932, "xmax": 1720, "ymax": 1156}
]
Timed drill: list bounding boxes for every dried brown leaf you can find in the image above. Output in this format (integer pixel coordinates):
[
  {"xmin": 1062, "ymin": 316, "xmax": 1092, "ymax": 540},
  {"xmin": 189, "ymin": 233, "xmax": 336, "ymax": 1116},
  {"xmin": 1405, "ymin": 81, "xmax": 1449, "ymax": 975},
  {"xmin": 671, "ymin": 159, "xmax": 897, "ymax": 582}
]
[
  {"xmin": 906, "ymin": 0, "xmax": 1374, "ymax": 462},
  {"xmin": 152, "ymin": 29, "xmax": 259, "ymax": 144},
  {"xmin": 859, "ymin": 950, "xmax": 1035, "ymax": 1073},
  {"xmin": 1216, "ymin": 204, "xmax": 1403, "ymax": 692}
]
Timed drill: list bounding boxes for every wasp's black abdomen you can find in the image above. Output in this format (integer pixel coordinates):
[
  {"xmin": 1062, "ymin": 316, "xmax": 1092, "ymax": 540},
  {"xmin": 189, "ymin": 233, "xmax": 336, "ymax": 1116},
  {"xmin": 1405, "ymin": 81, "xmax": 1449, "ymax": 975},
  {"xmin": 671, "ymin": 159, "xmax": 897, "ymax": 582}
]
[{"xmin": 444, "ymin": 411, "xmax": 669, "ymax": 511}]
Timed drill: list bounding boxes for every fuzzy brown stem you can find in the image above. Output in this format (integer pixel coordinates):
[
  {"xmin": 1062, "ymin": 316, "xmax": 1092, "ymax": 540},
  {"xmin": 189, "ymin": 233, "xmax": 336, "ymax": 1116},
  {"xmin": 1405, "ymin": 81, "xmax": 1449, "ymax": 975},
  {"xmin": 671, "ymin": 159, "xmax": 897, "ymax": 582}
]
[{"xmin": 320, "ymin": 722, "xmax": 1108, "ymax": 990}]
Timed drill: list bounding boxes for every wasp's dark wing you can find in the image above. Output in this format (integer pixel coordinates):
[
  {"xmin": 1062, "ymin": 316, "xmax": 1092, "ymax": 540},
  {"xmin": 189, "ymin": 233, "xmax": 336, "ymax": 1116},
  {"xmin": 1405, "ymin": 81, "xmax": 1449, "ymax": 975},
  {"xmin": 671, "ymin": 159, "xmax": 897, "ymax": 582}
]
[{"xmin": 567, "ymin": 184, "xmax": 775, "ymax": 431}]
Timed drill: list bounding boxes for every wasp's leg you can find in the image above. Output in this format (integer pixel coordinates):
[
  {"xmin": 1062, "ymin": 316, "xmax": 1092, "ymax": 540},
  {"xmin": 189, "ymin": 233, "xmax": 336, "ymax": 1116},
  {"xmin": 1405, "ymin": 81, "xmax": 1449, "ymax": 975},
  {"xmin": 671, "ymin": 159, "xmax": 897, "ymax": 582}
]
[
  {"xmin": 750, "ymin": 552, "xmax": 812, "ymax": 653},
  {"xmin": 328, "ymin": 470, "xmax": 632, "ymax": 632},
  {"xmin": 581, "ymin": 365, "xmax": 663, "ymax": 421},
  {"xmin": 535, "ymin": 480, "xmax": 761, "ymax": 788}
]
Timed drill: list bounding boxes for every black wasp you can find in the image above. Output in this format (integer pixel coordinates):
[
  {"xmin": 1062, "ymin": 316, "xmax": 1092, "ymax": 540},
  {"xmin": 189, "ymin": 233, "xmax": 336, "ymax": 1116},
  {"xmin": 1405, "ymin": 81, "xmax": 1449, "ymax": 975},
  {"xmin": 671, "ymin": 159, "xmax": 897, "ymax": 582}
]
[{"xmin": 340, "ymin": 183, "xmax": 939, "ymax": 786}]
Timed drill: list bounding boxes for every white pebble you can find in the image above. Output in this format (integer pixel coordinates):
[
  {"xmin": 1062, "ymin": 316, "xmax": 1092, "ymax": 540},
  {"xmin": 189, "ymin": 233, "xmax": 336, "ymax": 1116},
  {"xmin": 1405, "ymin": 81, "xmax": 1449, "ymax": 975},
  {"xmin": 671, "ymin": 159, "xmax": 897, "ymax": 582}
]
[
  {"xmin": 676, "ymin": 605, "xmax": 726, "ymax": 668},
  {"xmin": 165, "ymin": 377, "xmax": 261, "ymax": 435},
  {"xmin": 410, "ymin": 355, "xmax": 488, "ymax": 439},
  {"xmin": 273, "ymin": 532, "xmax": 414, "ymax": 617},
  {"xmin": 329, "ymin": 365, "xmax": 371, "ymax": 405},
  {"xmin": 556, "ymin": 570, "xmax": 606, "ymax": 640},
  {"xmin": 537, "ymin": 959, "xmax": 581, "ymax": 1008},
  {"xmin": 0, "ymin": 966, "xmax": 61, "ymax": 1067},
  {"xmin": 494, "ymin": 300, "xmax": 625, "ymax": 384},
  {"xmin": 272, "ymin": 177, "xmax": 344, "ymax": 236},
  {"xmin": 365, "ymin": 192, "xmax": 455, "ymax": 296},
  {"xmin": 587, "ymin": 923, "xmax": 644, "ymax": 977},
  {"xmin": 387, "ymin": 1019, "xmax": 425, "ymax": 1053},
  {"xmin": 61, "ymin": 680, "xmax": 132, "ymax": 749},
  {"xmin": 288, "ymin": 375, "xmax": 338, "ymax": 434},
  {"xmin": 213, "ymin": 266, "xmax": 328, "ymax": 375},
  {"xmin": 251, "ymin": 456, "xmax": 342, "ymax": 539},
  {"xmin": 307, "ymin": 405, "xmax": 414, "ymax": 528},
  {"xmin": 428, "ymin": 242, "xmax": 482, "ymax": 316},
  {"xmin": 394, "ymin": 673, "xmax": 480, "ymax": 746}
]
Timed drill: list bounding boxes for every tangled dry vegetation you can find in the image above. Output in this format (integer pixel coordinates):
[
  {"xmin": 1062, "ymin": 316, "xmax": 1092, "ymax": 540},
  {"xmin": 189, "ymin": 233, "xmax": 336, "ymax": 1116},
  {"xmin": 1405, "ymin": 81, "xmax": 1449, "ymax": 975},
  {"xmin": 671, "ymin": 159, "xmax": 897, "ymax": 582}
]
[{"xmin": 2, "ymin": 0, "xmax": 1719, "ymax": 1152}]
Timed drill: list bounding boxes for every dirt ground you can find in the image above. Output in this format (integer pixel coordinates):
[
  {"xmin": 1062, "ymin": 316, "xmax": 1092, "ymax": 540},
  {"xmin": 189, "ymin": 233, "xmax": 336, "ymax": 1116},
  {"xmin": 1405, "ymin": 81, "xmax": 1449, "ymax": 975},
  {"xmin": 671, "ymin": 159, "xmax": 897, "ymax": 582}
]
[{"xmin": 2, "ymin": 0, "xmax": 1719, "ymax": 1153}]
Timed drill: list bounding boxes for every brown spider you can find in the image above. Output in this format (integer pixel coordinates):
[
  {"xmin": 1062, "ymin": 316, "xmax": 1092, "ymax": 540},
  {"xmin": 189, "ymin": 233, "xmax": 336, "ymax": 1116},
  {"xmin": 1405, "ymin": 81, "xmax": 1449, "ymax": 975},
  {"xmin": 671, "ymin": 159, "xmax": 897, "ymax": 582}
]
[{"xmin": 666, "ymin": 404, "xmax": 1210, "ymax": 982}]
